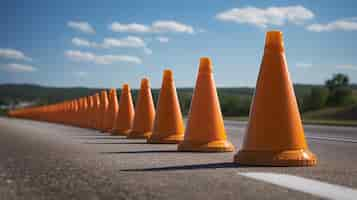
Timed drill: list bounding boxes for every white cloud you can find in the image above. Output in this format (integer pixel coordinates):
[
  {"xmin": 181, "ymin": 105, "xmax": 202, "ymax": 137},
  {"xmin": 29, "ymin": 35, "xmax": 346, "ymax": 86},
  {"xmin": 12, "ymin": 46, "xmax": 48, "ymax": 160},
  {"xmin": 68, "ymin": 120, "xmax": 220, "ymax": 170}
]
[
  {"xmin": 216, "ymin": 5, "xmax": 314, "ymax": 28},
  {"xmin": 1, "ymin": 63, "xmax": 37, "ymax": 72},
  {"xmin": 67, "ymin": 21, "xmax": 95, "ymax": 34},
  {"xmin": 71, "ymin": 36, "xmax": 151, "ymax": 54},
  {"xmin": 72, "ymin": 36, "xmax": 146, "ymax": 48},
  {"xmin": 336, "ymin": 64, "xmax": 357, "ymax": 70},
  {"xmin": 102, "ymin": 36, "xmax": 146, "ymax": 48},
  {"xmin": 307, "ymin": 19, "xmax": 357, "ymax": 32},
  {"xmin": 110, "ymin": 20, "xmax": 194, "ymax": 34},
  {"xmin": 110, "ymin": 23, "xmax": 150, "ymax": 33},
  {"xmin": 65, "ymin": 50, "xmax": 142, "ymax": 65},
  {"xmin": 143, "ymin": 47, "xmax": 153, "ymax": 55},
  {"xmin": 151, "ymin": 20, "xmax": 194, "ymax": 33},
  {"xmin": 156, "ymin": 36, "xmax": 169, "ymax": 43},
  {"xmin": 72, "ymin": 37, "xmax": 98, "ymax": 48},
  {"xmin": 0, "ymin": 48, "xmax": 32, "ymax": 61},
  {"xmin": 296, "ymin": 63, "xmax": 312, "ymax": 68}
]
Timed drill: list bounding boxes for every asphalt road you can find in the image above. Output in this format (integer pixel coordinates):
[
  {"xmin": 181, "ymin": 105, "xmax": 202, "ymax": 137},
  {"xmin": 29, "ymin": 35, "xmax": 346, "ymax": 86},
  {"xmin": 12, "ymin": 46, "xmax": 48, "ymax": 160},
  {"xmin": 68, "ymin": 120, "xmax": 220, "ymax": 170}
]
[{"xmin": 0, "ymin": 117, "xmax": 356, "ymax": 200}]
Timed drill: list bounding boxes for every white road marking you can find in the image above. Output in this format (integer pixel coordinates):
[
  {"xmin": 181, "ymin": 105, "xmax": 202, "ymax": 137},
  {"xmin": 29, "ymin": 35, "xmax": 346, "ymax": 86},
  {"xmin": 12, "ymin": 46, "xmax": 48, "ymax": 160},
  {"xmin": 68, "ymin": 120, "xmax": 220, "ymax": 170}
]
[
  {"xmin": 307, "ymin": 136, "xmax": 357, "ymax": 143},
  {"xmin": 239, "ymin": 172, "xmax": 357, "ymax": 200}
]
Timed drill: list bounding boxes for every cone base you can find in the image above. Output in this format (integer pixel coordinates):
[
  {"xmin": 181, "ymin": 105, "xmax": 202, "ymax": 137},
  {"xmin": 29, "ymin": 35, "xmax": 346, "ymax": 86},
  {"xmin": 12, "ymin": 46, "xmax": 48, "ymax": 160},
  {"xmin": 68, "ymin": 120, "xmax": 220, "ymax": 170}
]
[
  {"xmin": 102, "ymin": 129, "xmax": 113, "ymax": 133},
  {"xmin": 127, "ymin": 131, "xmax": 152, "ymax": 139},
  {"xmin": 99, "ymin": 128, "xmax": 109, "ymax": 133},
  {"xmin": 178, "ymin": 140, "xmax": 234, "ymax": 152},
  {"xmin": 147, "ymin": 133, "xmax": 184, "ymax": 144},
  {"xmin": 234, "ymin": 149, "xmax": 317, "ymax": 166},
  {"xmin": 112, "ymin": 129, "xmax": 132, "ymax": 136}
]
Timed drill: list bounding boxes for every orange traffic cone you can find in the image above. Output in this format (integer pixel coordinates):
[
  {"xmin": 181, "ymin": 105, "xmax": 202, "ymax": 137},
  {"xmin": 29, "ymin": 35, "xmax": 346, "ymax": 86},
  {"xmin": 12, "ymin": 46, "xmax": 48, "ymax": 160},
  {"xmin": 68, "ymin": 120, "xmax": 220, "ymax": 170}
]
[
  {"xmin": 178, "ymin": 57, "xmax": 234, "ymax": 152},
  {"xmin": 106, "ymin": 88, "xmax": 119, "ymax": 133},
  {"xmin": 87, "ymin": 95, "xmax": 95, "ymax": 129},
  {"xmin": 112, "ymin": 84, "xmax": 135, "ymax": 136},
  {"xmin": 127, "ymin": 78, "xmax": 155, "ymax": 139},
  {"xmin": 93, "ymin": 93, "xmax": 101, "ymax": 130},
  {"xmin": 76, "ymin": 98, "xmax": 83, "ymax": 127},
  {"xmin": 99, "ymin": 90, "xmax": 110, "ymax": 132},
  {"xmin": 70, "ymin": 99, "xmax": 79, "ymax": 126},
  {"xmin": 148, "ymin": 70, "xmax": 185, "ymax": 144},
  {"xmin": 82, "ymin": 97, "xmax": 89, "ymax": 128},
  {"xmin": 234, "ymin": 31, "xmax": 317, "ymax": 166}
]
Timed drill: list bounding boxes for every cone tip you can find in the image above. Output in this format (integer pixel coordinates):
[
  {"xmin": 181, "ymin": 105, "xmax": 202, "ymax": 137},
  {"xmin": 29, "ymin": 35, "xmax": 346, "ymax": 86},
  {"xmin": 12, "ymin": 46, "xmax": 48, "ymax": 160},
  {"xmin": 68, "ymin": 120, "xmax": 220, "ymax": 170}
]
[
  {"xmin": 163, "ymin": 69, "xmax": 173, "ymax": 77},
  {"xmin": 265, "ymin": 30, "xmax": 284, "ymax": 48},
  {"xmin": 101, "ymin": 90, "xmax": 108, "ymax": 99},
  {"xmin": 199, "ymin": 57, "xmax": 212, "ymax": 73},
  {"xmin": 109, "ymin": 88, "xmax": 117, "ymax": 96},
  {"xmin": 122, "ymin": 83, "xmax": 130, "ymax": 91},
  {"xmin": 163, "ymin": 69, "xmax": 173, "ymax": 80},
  {"xmin": 141, "ymin": 77, "xmax": 150, "ymax": 88}
]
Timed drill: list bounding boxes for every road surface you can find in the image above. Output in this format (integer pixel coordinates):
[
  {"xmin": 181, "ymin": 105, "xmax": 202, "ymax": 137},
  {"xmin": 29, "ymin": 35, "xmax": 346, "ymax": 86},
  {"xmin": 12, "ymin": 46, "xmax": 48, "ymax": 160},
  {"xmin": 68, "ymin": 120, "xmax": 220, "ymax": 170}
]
[{"xmin": 0, "ymin": 117, "xmax": 356, "ymax": 199}]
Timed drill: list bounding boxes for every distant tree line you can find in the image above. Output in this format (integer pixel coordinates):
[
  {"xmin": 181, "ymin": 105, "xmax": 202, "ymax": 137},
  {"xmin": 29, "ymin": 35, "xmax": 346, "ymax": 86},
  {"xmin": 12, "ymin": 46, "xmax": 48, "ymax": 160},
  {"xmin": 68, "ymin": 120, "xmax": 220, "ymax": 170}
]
[
  {"xmin": 176, "ymin": 74, "xmax": 356, "ymax": 116},
  {"xmin": 300, "ymin": 74, "xmax": 356, "ymax": 112},
  {"xmin": 0, "ymin": 74, "xmax": 356, "ymax": 117}
]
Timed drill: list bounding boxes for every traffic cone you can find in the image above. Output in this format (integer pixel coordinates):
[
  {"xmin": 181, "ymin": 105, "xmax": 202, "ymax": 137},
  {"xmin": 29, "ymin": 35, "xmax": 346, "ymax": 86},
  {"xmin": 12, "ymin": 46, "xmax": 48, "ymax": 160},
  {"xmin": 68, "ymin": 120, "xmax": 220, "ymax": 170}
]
[
  {"xmin": 127, "ymin": 78, "xmax": 155, "ymax": 139},
  {"xmin": 178, "ymin": 57, "xmax": 234, "ymax": 152},
  {"xmin": 87, "ymin": 95, "xmax": 95, "ymax": 129},
  {"xmin": 105, "ymin": 88, "xmax": 119, "ymax": 133},
  {"xmin": 234, "ymin": 31, "xmax": 317, "ymax": 166},
  {"xmin": 82, "ymin": 97, "xmax": 89, "ymax": 128},
  {"xmin": 148, "ymin": 69, "xmax": 185, "ymax": 144},
  {"xmin": 99, "ymin": 90, "xmax": 110, "ymax": 132},
  {"xmin": 77, "ymin": 98, "xmax": 84, "ymax": 127},
  {"xmin": 93, "ymin": 93, "xmax": 101, "ymax": 130},
  {"xmin": 112, "ymin": 84, "xmax": 135, "ymax": 136},
  {"xmin": 7, "ymin": 110, "xmax": 14, "ymax": 118},
  {"xmin": 70, "ymin": 100, "xmax": 77, "ymax": 126}
]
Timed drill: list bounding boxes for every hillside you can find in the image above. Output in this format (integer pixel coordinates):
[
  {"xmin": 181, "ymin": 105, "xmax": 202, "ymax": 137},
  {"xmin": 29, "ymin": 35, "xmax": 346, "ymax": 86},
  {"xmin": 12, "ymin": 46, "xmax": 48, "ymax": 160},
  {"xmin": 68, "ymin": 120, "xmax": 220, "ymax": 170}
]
[
  {"xmin": 0, "ymin": 84, "xmax": 101, "ymax": 105},
  {"xmin": 0, "ymin": 83, "xmax": 320, "ymax": 104},
  {"xmin": 1, "ymin": 83, "xmax": 356, "ymax": 122},
  {"xmin": 304, "ymin": 105, "xmax": 357, "ymax": 121}
]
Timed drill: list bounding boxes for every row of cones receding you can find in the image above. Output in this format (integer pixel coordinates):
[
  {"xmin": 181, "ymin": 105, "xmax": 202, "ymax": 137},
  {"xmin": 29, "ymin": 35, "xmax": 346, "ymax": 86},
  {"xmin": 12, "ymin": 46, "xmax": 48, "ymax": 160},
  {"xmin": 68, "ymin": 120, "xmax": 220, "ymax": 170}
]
[{"xmin": 8, "ymin": 31, "xmax": 317, "ymax": 166}]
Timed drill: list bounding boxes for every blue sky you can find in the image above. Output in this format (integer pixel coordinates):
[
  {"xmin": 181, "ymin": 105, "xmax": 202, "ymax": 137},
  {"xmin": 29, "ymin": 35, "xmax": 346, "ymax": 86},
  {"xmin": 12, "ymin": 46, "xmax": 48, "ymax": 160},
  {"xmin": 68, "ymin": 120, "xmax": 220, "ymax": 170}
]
[{"xmin": 1, "ymin": 0, "xmax": 356, "ymax": 89}]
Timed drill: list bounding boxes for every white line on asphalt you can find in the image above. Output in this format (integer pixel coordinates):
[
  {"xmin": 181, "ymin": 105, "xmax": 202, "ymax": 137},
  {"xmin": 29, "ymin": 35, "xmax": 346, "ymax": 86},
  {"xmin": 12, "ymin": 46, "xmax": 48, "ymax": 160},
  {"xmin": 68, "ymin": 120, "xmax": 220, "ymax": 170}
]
[
  {"xmin": 239, "ymin": 172, "xmax": 357, "ymax": 200},
  {"xmin": 307, "ymin": 136, "xmax": 357, "ymax": 143}
]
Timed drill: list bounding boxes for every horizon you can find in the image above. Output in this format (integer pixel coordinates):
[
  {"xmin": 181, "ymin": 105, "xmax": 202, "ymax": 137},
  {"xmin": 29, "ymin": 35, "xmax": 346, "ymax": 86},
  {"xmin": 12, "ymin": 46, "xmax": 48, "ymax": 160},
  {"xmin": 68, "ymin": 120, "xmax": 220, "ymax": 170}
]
[
  {"xmin": 1, "ymin": 0, "xmax": 356, "ymax": 88},
  {"xmin": 1, "ymin": 81, "xmax": 356, "ymax": 90}
]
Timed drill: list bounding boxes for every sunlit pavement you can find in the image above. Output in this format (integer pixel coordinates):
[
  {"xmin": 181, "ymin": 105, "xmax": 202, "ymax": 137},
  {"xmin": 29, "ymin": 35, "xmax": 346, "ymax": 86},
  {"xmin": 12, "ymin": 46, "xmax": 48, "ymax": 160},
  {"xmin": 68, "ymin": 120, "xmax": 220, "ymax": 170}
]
[{"xmin": 1, "ymin": 117, "xmax": 357, "ymax": 200}]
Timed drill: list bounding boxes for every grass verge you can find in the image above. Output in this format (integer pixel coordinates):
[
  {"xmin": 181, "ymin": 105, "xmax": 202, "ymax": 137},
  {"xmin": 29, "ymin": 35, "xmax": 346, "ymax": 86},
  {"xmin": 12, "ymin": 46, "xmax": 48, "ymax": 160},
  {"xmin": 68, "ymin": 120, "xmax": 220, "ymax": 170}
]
[{"xmin": 224, "ymin": 116, "xmax": 357, "ymax": 127}]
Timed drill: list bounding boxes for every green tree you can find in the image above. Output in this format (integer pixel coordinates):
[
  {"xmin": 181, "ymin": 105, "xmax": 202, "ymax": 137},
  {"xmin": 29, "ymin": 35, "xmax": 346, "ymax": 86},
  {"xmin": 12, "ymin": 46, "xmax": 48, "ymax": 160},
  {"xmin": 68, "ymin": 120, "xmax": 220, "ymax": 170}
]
[
  {"xmin": 0, "ymin": 99, "xmax": 6, "ymax": 105},
  {"xmin": 325, "ymin": 74, "xmax": 355, "ymax": 106},
  {"xmin": 325, "ymin": 73, "xmax": 349, "ymax": 91},
  {"xmin": 303, "ymin": 87, "xmax": 329, "ymax": 111},
  {"xmin": 328, "ymin": 86, "xmax": 355, "ymax": 106},
  {"xmin": 220, "ymin": 95, "xmax": 251, "ymax": 116},
  {"xmin": 178, "ymin": 93, "xmax": 192, "ymax": 115}
]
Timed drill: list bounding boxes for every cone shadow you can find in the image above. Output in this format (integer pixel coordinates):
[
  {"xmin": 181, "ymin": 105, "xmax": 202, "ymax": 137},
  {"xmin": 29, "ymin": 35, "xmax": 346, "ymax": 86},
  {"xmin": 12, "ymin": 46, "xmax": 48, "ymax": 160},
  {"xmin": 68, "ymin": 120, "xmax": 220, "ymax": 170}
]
[
  {"xmin": 83, "ymin": 141, "xmax": 147, "ymax": 144},
  {"xmin": 100, "ymin": 150, "xmax": 178, "ymax": 154},
  {"xmin": 74, "ymin": 136, "xmax": 127, "ymax": 140},
  {"xmin": 121, "ymin": 162, "xmax": 243, "ymax": 172}
]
